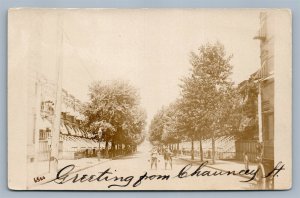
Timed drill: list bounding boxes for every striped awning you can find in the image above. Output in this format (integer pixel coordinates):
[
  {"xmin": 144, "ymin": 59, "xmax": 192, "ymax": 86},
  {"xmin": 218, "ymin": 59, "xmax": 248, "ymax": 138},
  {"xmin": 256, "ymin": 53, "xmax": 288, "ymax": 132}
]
[
  {"xmin": 60, "ymin": 123, "xmax": 69, "ymax": 135},
  {"xmin": 61, "ymin": 135, "xmax": 99, "ymax": 150}
]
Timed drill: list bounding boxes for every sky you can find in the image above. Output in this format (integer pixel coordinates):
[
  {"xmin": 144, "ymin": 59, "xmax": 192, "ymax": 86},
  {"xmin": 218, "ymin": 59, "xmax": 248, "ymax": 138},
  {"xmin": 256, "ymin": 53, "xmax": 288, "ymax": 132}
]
[{"xmin": 17, "ymin": 9, "xmax": 261, "ymax": 125}]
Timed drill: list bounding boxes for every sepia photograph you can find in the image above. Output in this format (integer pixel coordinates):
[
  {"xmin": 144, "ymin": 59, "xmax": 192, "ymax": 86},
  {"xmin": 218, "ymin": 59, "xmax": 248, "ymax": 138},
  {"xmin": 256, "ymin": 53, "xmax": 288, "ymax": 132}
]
[{"xmin": 8, "ymin": 9, "xmax": 292, "ymax": 190}]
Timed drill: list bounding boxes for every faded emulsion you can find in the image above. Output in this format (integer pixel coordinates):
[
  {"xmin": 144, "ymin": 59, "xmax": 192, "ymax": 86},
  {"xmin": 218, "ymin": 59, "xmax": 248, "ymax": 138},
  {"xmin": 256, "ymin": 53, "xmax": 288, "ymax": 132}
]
[{"xmin": 8, "ymin": 9, "xmax": 292, "ymax": 190}]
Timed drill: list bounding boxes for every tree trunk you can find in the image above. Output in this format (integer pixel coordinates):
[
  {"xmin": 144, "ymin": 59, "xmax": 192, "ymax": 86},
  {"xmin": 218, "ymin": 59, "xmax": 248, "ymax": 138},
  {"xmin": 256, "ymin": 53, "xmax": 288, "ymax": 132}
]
[
  {"xmin": 199, "ymin": 135, "xmax": 203, "ymax": 162},
  {"xmin": 125, "ymin": 144, "xmax": 128, "ymax": 154},
  {"xmin": 111, "ymin": 141, "xmax": 115, "ymax": 158},
  {"xmin": 191, "ymin": 138, "xmax": 194, "ymax": 160},
  {"xmin": 105, "ymin": 140, "xmax": 109, "ymax": 158},
  {"xmin": 98, "ymin": 138, "xmax": 101, "ymax": 161},
  {"xmin": 177, "ymin": 142, "xmax": 179, "ymax": 156},
  {"xmin": 116, "ymin": 144, "xmax": 118, "ymax": 156},
  {"xmin": 212, "ymin": 133, "xmax": 215, "ymax": 164}
]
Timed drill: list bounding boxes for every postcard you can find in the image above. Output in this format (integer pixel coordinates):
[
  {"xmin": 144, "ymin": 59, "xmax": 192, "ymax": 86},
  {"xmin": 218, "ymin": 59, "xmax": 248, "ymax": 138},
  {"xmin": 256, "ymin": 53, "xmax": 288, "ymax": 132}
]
[{"xmin": 8, "ymin": 8, "xmax": 292, "ymax": 190}]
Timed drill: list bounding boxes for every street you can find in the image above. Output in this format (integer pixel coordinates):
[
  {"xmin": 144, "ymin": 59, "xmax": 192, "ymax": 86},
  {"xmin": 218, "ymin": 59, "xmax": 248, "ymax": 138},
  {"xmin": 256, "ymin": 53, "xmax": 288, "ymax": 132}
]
[{"xmin": 32, "ymin": 144, "xmax": 257, "ymax": 190}]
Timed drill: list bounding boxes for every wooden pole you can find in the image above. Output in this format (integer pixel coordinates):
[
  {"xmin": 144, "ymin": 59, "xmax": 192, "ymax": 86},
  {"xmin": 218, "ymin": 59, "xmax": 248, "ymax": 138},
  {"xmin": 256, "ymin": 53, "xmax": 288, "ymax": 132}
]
[
  {"xmin": 33, "ymin": 74, "xmax": 41, "ymax": 167},
  {"xmin": 258, "ymin": 82, "xmax": 263, "ymax": 143},
  {"xmin": 50, "ymin": 12, "xmax": 63, "ymax": 174}
]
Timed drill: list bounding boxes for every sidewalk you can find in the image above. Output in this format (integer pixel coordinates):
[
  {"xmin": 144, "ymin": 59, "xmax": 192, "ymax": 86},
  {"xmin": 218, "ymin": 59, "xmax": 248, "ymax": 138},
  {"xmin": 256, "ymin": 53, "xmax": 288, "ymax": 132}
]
[{"xmin": 27, "ymin": 157, "xmax": 111, "ymax": 188}]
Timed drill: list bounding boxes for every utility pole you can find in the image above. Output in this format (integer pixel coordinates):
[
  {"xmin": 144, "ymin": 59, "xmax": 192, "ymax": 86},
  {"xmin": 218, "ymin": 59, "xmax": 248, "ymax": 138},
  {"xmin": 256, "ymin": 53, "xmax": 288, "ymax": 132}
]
[
  {"xmin": 50, "ymin": 12, "xmax": 63, "ymax": 174},
  {"xmin": 258, "ymin": 82, "xmax": 263, "ymax": 143},
  {"xmin": 33, "ymin": 73, "xmax": 42, "ymax": 168},
  {"xmin": 212, "ymin": 131, "xmax": 215, "ymax": 164}
]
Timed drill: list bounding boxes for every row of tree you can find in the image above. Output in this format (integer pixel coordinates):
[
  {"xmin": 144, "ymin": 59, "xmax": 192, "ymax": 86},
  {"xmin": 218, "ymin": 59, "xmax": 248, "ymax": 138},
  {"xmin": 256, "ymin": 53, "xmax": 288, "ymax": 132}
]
[
  {"xmin": 148, "ymin": 42, "xmax": 259, "ymax": 164},
  {"xmin": 82, "ymin": 80, "xmax": 147, "ymax": 157}
]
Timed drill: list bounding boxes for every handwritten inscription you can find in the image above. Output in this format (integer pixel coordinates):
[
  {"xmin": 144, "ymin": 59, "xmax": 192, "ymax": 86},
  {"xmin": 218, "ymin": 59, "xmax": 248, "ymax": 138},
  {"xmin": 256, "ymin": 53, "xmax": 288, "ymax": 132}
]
[
  {"xmin": 54, "ymin": 164, "xmax": 170, "ymax": 188},
  {"xmin": 52, "ymin": 161, "xmax": 285, "ymax": 188},
  {"xmin": 34, "ymin": 176, "xmax": 45, "ymax": 183}
]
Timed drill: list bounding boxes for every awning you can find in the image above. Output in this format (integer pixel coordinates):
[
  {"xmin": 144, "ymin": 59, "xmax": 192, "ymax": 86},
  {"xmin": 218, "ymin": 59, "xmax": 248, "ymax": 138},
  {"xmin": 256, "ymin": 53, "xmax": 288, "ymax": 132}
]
[
  {"xmin": 60, "ymin": 123, "xmax": 69, "ymax": 135},
  {"xmin": 65, "ymin": 125, "xmax": 77, "ymax": 136},
  {"xmin": 73, "ymin": 127, "xmax": 84, "ymax": 137},
  {"xmin": 79, "ymin": 129, "xmax": 87, "ymax": 137},
  {"xmin": 60, "ymin": 134, "xmax": 102, "ymax": 151}
]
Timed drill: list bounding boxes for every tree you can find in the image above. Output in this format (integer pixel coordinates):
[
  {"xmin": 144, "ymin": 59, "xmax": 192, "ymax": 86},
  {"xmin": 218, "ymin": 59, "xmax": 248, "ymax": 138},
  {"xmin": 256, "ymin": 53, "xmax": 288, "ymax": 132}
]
[
  {"xmin": 148, "ymin": 42, "xmax": 236, "ymax": 164},
  {"xmin": 176, "ymin": 98, "xmax": 199, "ymax": 160},
  {"xmin": 180, "ymin": 41, "xmax": 235, "ymax": 164},
  {"xmin": 83, "ymin": 80, "xmax": 146, "ymax": 157},
  {"xmin": 148, "ymin": 107, "xmax": 166, "ymax": 146},
  {"xmin": 236, "ymin": 76, "xmax": 259, "ymax": 140},
  {"xmin": 148, "ymin": 102, "xmax": 182, "ymax": 152},
  {"xmin": 118, "ymin": 107, "xmax": 147, "ymax": 147},
  {"xmin": 161, "ymin": 101, "xmax": 182, "ymax": 151}
]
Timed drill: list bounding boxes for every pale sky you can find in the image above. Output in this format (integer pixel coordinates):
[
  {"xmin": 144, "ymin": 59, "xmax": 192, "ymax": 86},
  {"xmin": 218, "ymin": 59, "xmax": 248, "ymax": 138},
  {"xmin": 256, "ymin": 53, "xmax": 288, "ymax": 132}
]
[{"xmin": 18, "ymin": 9, "xmax": 261, "ymax": 124}]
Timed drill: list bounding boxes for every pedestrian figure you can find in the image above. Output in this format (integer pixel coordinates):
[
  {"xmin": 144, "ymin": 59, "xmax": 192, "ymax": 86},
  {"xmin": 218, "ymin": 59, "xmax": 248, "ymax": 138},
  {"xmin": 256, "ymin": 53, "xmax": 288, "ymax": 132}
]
[
  {"xmin": 150, "ymin": 148, "xmax": 158, "ymax": 170},
  {"xmin": 164, "ymin": 148, "xmax": 173, "ymax": 170},
  {"xmin": 243, "ymin": 152, "xmax": 249, "ymax": 170},
  {"xmin": 255, "ymin": 142, "xmax": 264, "ymax": 162}
]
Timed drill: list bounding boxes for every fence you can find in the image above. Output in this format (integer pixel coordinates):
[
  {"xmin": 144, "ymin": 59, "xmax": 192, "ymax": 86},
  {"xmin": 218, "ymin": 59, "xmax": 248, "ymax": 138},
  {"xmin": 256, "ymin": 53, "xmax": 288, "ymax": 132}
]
[
  {"xmin": 180, "ymin": 136, "xmax": 236, "ymax": 160},
  {"xmin": 38, "ymin": 140, "xmax": 63, "ymax": 161},
  {"xmin": 181, "ymin": 149, "xmax": 235, "ymax": 160},
  {"xmin": 235, "ymin": 140, "xmax": 259, "ymax": 162}
]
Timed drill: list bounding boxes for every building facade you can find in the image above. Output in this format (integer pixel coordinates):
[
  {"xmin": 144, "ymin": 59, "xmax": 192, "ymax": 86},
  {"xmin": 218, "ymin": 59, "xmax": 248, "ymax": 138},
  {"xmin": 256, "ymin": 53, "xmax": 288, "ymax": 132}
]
[
  {"xmin": 254, "ymin": 11, "xmax": 275, "ymax": 189},
  {"xmin": 27, "ymin": 73, "xmax": 99, "ymax": 164}
]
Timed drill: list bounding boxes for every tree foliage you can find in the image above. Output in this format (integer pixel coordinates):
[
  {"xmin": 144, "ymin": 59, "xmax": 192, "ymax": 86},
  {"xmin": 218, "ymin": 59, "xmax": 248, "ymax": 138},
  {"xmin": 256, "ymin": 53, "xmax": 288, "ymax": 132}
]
[
  {"xmin": 148, "ymin": 42, "xmax": 238, "ymax": 162},
  {"xmin": 148, "ymin": 101, "xmax": 183, "ymax": 146},
  {"xmin": 235, "ymin": 76, "xmax": 259, "ymax": 140},
  {"xmin": 83, "ymin": 80, "xmax": 146, "ymax": 146}
]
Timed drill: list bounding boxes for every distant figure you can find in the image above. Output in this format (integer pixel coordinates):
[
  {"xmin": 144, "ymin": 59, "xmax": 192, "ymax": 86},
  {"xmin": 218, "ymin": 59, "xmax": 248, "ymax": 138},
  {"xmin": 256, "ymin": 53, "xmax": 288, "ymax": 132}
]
[
  {"xmin": 208, "ymin": 150, "xmax": 211, "ymax": 159},
  {"xmin": 150, "ymin": 148, "xmax": 159, "ymax": 170},
  {"xmin": 243, "ymin": 152, "xmax": 249, "ymax": 170},
  {"xmin": 255, "ymin": 142, "xmax": 264, "ymax": 162},
  {"xmin": 164, "ymin": 148, "xmax": 173, "ymax": 170}
]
